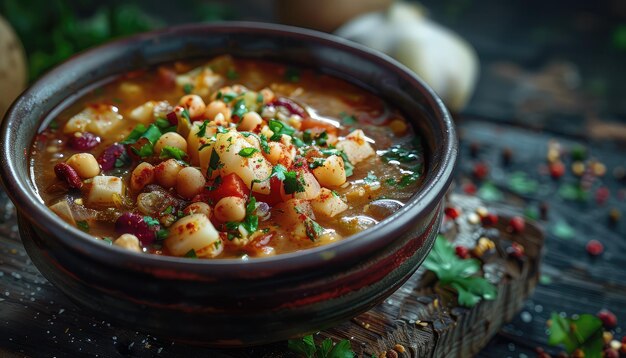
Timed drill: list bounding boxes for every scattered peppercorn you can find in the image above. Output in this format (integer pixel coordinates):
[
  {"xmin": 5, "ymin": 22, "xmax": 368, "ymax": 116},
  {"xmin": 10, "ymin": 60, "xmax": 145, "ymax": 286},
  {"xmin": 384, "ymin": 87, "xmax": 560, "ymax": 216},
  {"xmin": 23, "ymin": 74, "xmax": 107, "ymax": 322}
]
[
  {"xmin": 455, "ymin": 246, "xmax": 470, "ymax": 259},
  {"xmin": 481, "ymin": 212, "xmax": 498, "ymax": 226},
  {"xmin": 539, "ymin": 202, "xmax": 549, "ymax": 220},
  {"xmin": 473, "ymin": 162, "xmax": 489, "ymax": 180},
  {"xmin": 595, "ymin": 187, "xmax": 609, "ymax": 205},
  {"xmin": 586, "ymin": 240, "xmax": 604, "ymax": 256},
  {"xmin": 592, "ymin": 161, "xmax": 606, "ymax": 177},
  {"xmin": 549, "ymin": 161, "xmax": 565, "ymax": 179},
  {"xmin": 463, "ymin": 182, "xmax": 477, "ymax": 195},
  {"xmin": 467, "ymin": 212, "xmax": 481, "ymax": 225},
  {"xmin": 508, "ymin": 216, "xmax": 525, "ymax": 233},
  {"xmin": 444, "ymin": 207, "xmax": 461, "ymax": 219},
  {"xmin": 571, "ymin": 161, "xmax": 585, "ymax": 176},
  {"xmin": 603, "ymin": 331, "xmax": 614, "ymax": 344},
  {"xmin": 473, "ymin": 237, "xmax": 496, "ymax": 257},
  {"xmin": 608, "ymin": 208, "xmax": 621, "ymax": 224},
  {"xmin": 507, "ymin": 242, "xmax": 525, "ymax": 258},
  {"xmin": 572, "ymin": 348, "xmax": 585, "ymax": 358},
  {"xmin": 598, "ymin": 309, "xmax": 617, "ymax": 328},
  {"xmin": 502, "ymin": 147, "xmax": 513, "ymax": 166},
  {"xmin": 469, "ymin": 142, "xmax": 480, "ymax": 158}
]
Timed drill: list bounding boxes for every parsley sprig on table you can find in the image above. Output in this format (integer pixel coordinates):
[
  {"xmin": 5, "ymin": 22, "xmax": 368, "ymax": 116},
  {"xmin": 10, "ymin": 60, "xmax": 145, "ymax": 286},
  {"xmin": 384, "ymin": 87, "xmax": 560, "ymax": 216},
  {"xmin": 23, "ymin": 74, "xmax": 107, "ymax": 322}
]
[
  {"xmin": 423, "ymin": 235, "xmax": 497, "ymax": 307},
  {"xmin": 547, "ymin": 312, "xmax": 604, "ymax": 358},
  {"xmin": 287, "ymin": 335, "xmax": 354, "ymax": 358}
]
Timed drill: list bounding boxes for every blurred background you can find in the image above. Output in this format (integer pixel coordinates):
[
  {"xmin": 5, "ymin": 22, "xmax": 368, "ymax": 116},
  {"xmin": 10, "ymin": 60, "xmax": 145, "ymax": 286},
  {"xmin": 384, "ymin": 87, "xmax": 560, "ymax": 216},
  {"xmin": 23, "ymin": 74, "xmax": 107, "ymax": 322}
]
[{"xmin": 2, "ymin": 0, "xmax": 626, "ymax": 130}]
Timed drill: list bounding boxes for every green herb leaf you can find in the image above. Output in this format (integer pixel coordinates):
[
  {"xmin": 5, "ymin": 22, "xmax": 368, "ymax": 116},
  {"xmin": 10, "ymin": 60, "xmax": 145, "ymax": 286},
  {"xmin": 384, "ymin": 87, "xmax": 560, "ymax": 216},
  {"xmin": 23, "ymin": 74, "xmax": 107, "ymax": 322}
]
[
  {"xmin": 184, "ymin": 249, "xmax": 197, "ymax": 258},
  {"xmin": 131, "ymin": 142, "xmax": 154, "ymax": 158},
  {"xmin": 155, "ymin": 118, "xmax": 176, "ymax": 132},
  {"xmin": 121, "ymin": 124, "xmax": 147, "ymax": 144},
  {"xmin": 143, "ymin": 216, "xmax": 160, "ymax": 227},
  {"xmin": 183, "ymin": 83, "xmax": 194, "ymax": 94},
  {"xmin": 221, "ymin": 93, "xmax": 237, "ymax": 103},
  {"xmin": 364, "ymin": 171, "xmax": 378, "ymax": 185},
  {"xmin": 196, "ymin": 120, "xmax": 210, "ymax": 137},
  {"xmin": 156, "ymin": 229, "xmax": 169, "ymax": 241},
  {"xmin": 268, "ymin": 119, "xmax": 296, "ymax": 141},
  {"xmin": 114, "ymin": 151, "xmax": 131, "ymax": 168},
  {"xmin": 423, "ymin": 235, "xmax": 497, "ymax": 307},
  {"xmin": 160, "ymin": 146, "xmax": 188, "ymax": 161},
  {"xmin": 226, "ymin": 69, "xmax": 239, "ymax": 80},
  {"xmin": 238, "ymin": 147, "xmax": 259, "ymax": 157},
  {"xmin": 76, "ymin": 220, "xmax": 89, "ymax": 232},
  {"xmin": 287, "ymin": 335, "xmax": 316, "ymax": 358},
  {"xmin": 232, "ymin": 99, "xmax": 248, "ymax": 120},
  {"xmin": 319, "ymin": 149, "xmax": 354, "ymax": 177},
  {"xmin": 271, "ymin": 164, "xmax": 288, "ymax": 181},
  {"xmin": 339, "ymin": 112, "xmax": 357, "ymax": 125},
  {"xmin": 548, "ymin": 312, "xmax": 603, "ymax": 357},
  {"xmin": 304, "ymin": 217, "xmax": 324, "ymax": 242},
  {"xmin": 181, "ymin": 109, "xmax": 191, "ymax": 124},
  {"xmin": 207, "ymin": 150, "xmax": 223, "ymax": 177},
  {"xmin": 283, "ymin": 170, "xmax": 305, "ymax": 195},
  {"xmin": 284, "ymin": 67, "xmax": 300, "ymax": 82},
  {"xmin": 259, "ymin": 134, "xmax": 270, "ymax": 154},
  {"xmin": 141, "ymin": 124, "xmax": 163, "ymax": 144}
]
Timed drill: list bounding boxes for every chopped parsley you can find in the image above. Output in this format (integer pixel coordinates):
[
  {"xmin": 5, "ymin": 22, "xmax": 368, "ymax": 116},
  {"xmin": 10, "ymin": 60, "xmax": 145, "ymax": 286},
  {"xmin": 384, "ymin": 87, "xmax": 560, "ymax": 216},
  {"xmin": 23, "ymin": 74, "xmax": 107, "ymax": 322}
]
[
  {"xmin": 386, "ymin": 172, "xmax": 420, "ymax": 188},
  {"xmin": 304, "ymin": 217, "xmax": 324, "ymax": 242},
  {"xmin": 76, "ymin": 220, "xmax": 90, "ymax": 232},
  {"xmin": 102, "ymin": 237, "xmax": 113, "ymax": 245},
  {"xmin": 268, "ymin": 119, "xmax": 296, "ymax": 140},
  {"xmin": 256, "ymin": 92, "xmax": 264, "ymax": 103},
  {"xmin": 226, "ymin": 69, "xmax": 239, "ymax": 80},
  {"xmin": 363, "ymin": 171, "xmax": 379, "ymax": 184},
  {"xmin": 232, "ymin": 99, "xmax": 248, "ymax": 120},
  {"xmin": 283, "ymin": 170, "xmax": 306, "ymax": 195},
  {"xmin": 143, "ymin": 216, "xmax": 160, "ymax": 227},
  {"xmin": 160, "ymin": 146, "xmax": 188, "ymax": 161},
  {"xmin": 207, "ymin": 150, "xmax": 223, "ymax": 177},
  {"xmin": 284, "ymin": 67, "xmax": 301, "ymax": 82},
  {"xmin": 220, "ymin": 92, "xmax": 237, "ymax": 103},
  {"xmin": 339, "ymin": 112, "xmax": 357, "ymax": 125},
  {"xmin": 184, "ymin": 249, "xmax": 197, "ymax": 258},
  {"xmin": 382, "ymin": 144, "xmax": 421, "ymax": 163},
  {"xmin": 196, "ymin": 120, "xmax": 210, "ymax": 137},
  {"xmin": 131, "ymin": 142, "xmax": 153, "ymax": 158},
  {"xmin": 181, "ymin": 109, "xmax": 191, "ymax": 124},
  {"xmin": 155, "ymin": 118, "xmax": 176, "ymax": 132},
  {"xmin": 271, "ymin": 164, "xmax": 288, "ymax": 181},
  {"xmin": 319, "ymin": 148, "xmax": 354, "ymax": 177},
  {"xmin": 308, "ymin": 157, "xmax": 326, "ymax": 170},
  {"xmin": 156, "ymin": 229, "xmax": 169, "ymax": 241},
  {"xmin": 182, "ymin": 83, "xmax": 194, "ymax": 94},
  {"xmin": 238, "ymin": 147, "xmax": 258, "ymax": 157},
  {"xmin": 114, "ymin": 151, "xmax": 131, "ymax": 168},
  {"xmin": 259, "ymin": 134, "xmax": 270, "ymax": 154}
]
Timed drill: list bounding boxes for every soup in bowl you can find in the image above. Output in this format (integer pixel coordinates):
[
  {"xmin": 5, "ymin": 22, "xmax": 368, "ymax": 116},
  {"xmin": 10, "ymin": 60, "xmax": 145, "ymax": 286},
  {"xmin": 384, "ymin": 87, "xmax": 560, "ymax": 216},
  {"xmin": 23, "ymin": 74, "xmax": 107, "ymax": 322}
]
[{"xmin": 1, "ymin": 23, "xmax": 456, "ymax": 345}]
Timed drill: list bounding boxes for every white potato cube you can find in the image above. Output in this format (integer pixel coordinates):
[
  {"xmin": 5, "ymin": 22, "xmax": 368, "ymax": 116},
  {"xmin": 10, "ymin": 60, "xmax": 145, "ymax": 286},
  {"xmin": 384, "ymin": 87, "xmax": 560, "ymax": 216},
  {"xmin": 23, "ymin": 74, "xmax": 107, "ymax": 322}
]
[
  {"xmin": 86, "ymin": 176, "xmax": 124, "ymax": 207},
  {"xmin": 336, "ymin": 129, "xmax": 375, "ymax": 164},
  {"xmin": 311, "ymin": 188, "xmax": 348, "ymax": 218},
  {"xmin": 165, "ymin": 214, "xmax": 222, "ymax": 258}
]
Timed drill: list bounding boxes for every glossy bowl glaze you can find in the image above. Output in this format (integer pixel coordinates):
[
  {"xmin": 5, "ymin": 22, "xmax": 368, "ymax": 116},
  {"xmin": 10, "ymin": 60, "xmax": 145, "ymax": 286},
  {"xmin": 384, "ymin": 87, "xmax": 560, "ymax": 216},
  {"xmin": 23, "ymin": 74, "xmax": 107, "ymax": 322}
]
[{"xmin": 0, "ymin": 23, "xmax": 457, "ymax": 346}]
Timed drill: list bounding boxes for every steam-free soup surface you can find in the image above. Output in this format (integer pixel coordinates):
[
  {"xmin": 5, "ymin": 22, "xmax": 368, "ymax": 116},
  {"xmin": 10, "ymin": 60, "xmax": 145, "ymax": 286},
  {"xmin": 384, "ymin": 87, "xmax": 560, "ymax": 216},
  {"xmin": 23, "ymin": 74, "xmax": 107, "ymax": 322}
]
[{"xmin": 30, "ymin": 56, "xmax": 424, "ymax": 259}]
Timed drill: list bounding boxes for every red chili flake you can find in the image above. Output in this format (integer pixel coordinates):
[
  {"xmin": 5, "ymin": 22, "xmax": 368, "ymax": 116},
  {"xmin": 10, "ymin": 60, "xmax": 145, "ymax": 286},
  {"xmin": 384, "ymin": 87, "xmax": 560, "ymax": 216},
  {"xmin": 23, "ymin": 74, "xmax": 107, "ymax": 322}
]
[
  {"xmin": 481, "ymin": 212, "xmax": 498, "ymax": 226},
  {"xmin": 455, "ymin": 246, "xmax": 470, "ymax": 259},
  {"xmin": 595, "ymin": 186, "xmax": 610, "ymax": 205},
  {"xmin": 597, "ymin": 309, "xmax": 617, "ymax": 328},
  {"xmin": 444, "ymin": 207, "xmax": 461, "ymax": 219},
  {"xmin": 463, "ymin": 182, "xmax": 477, "ymax": 195},
  {"xmin": 586, "ymin": 240, "xmax": 604, "ymax": 256},
  {"xmin": 54, "ymin": 163, "xmax": 83, "ymax": 189},
  {"xmin": 507, "ymin": 242, "xmax": 525, "ymax": 258},
  {"xmin": 472, "ymin": 162, "xmax": 489, "ymax": 180},
  {"xmin": 509, "ymin": 216, "xmax": 525, "ymax": 233},
  {"xmin": 549, "ymin": 161, "xmax": 565, "ymax": 179},
  {"xmin": 166, "ymin": 111, "xmax": 178, "ymax": 125}
]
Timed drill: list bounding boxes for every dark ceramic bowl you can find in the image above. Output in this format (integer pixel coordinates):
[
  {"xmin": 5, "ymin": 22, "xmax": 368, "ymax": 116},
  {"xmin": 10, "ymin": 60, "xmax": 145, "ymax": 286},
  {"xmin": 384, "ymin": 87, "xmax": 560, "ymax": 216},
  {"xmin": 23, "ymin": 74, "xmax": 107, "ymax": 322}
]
[{"xmin": 0, "ymin": 23, "xmax": 456, "ymax": 346}]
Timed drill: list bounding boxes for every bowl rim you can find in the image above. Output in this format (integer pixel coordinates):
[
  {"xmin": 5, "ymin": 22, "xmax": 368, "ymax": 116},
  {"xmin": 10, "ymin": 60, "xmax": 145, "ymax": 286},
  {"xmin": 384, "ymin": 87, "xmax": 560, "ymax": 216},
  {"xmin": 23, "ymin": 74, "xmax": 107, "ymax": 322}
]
[{"xmin": 1, "ymin": 21, "xmax": 457, "ymax": 275}]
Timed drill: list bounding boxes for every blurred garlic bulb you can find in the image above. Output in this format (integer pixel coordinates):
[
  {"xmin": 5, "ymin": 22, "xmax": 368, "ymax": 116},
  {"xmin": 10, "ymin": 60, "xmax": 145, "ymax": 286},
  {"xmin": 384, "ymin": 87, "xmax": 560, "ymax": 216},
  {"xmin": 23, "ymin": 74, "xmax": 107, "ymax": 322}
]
[
  {"xmin": 0, "ymin": 15, "xmax": 27, "ymax": 118},
  {"xmin": 335, "ymin": 2, "xmax": 479, "ymax": 111}
]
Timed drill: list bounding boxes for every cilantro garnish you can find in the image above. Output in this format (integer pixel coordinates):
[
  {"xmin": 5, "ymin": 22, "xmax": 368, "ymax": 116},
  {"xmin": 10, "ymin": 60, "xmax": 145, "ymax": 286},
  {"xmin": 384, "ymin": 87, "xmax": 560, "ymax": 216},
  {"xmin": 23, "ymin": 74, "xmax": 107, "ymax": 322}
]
[
  {"xmin": 547, "ymin": 312, "xmax": 604, "ymax": 358},
  {"xmin": 226, "ymin": 69, "xmax": 239, "ymax": 80},
  {"xmin": 243, "ymin": 197, "xmax": 259, "ymax": 233},
  {"xmin": 160, "ymin": 146, "xmax": 188, "ymax": 161},
  {"xmin": 121, "ymin": 124, "xmax": 147, "ymax": 144},
  {"xmin": 268, "ymin": 119, "xmax": 295, "ymax": 141},
  {"xmin": 196, "ymin": 120, "xmax": 210, "ymax": 137},
  {"xmin": 238, "ymin": 147, "xmax": 259, "ymax": 157},
  {"xmin": 143, "ymin": 216, "xmax": 160, "ymax": 227},
  {"xmin": 284, "ymin": 67, "xmax": 301, "ymax": 82},
  {"xmin": 256, "ymin": 92, "xmax": 264, "ymax": 103},
  {"xmin": 309, "ymin": 157, "xmax": 326, "ymax": 170},
  {"xmin": 207, "ymin": 150, "xmax": 223, "ymax": 177},
  {"xmin": 283, "ymin": 170, "xmax": 305, "ymax": 195},
  {"xmin": 221, "ymin": 93, "xmax": 237, "ymax": 103},
  {"xmin": 271, "ymin": 164, "xmax": 288, "ymax": 181},
  {"xmin": 183, "ymin": 83, "xmax": 194, "ymax": 94},
  {"xmin": 387, "ymin": 172, "xmax": 420, "ymax": 188},
  {"xmin": 319, "ymin": 149, "xmax": 354, "ymax": 177},
  {"xmin": 287, "ymin": 335, "xmax": 354, "ymax": 358},
  {"xmin": 423, "ymin": 235, "xmax": 497, "ymax": 307},
  {"xmin": 259, "ymin": 134, "xmax": 270, "ymax": 154},
  {"xmin": 232, "ymin": 99, "xmax": 248, "ymax": 120},
  {"xmin": 363, "ymin": 171, "xmax": 378, "ymax": 185},
  {"xmin": 155, "ymin": 118, "xmax": 176, "ymax": 132},
  {"xmin": 163, "ymin": 206, "xmax": 174, "ymax": 215},
  {"xmin": 102, "ymin": 237, "xmax": 113, "ymax": 245},
  {"xmin": 382, "ymin": 144, "xmax": 421, "ymax": 163},
  {"xmin": 131, "ymin": 143, "xmax": 153, "ymax": 158},
  {"xmin": 184, "ymin": 249, "xmax": 197, "ymax": 258},
  {"xmin": 339, "ymin": 112, "xmax": 357, "ymax": 125},
  {"xmin": 76, "ymin": 220, "xmax": 89, "ymax": 232},
  {"xmin": 114, "ymin": 151, "xmax": 131, "ymax": 169},
  {"xmin": 304, "ymin": 217, "xmax": 324, "ymax": 242},
  {"xmin": 181, "ymin": 109, "xmax": 191, "ymax": 124}
]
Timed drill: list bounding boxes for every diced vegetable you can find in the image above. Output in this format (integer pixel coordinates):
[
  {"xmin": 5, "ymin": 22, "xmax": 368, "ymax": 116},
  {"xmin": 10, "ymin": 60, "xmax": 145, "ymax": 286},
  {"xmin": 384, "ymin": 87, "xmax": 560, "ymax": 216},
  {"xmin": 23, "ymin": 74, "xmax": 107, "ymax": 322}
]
[
  {"xmin": 311, "ymin": 188, "xmax": 348, "ymax": 218},
  {"xmin": 336, "ymin": 129, "xmax": 375, "ymax": 164},
  {"xmin": 165, "ymin": 214, "xmax": 222, "ymax": 258},
  {"xmin": 86, "ymin": 176, "xmax": 125, "ymax": 207}
]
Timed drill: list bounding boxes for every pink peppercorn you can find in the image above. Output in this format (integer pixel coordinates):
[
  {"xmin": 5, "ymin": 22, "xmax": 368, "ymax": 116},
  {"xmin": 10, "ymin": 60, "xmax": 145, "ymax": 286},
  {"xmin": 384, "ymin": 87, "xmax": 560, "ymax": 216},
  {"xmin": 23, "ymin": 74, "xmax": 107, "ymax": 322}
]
[
  {"xmin": 586, "ymin": 240, "xmax": 604, "ymax": 256},
  {"xmin": 509, "ymin": 216, "xmax": 525, "ymax": 233},
  {"xmin": 598, "ymin": 309, "xmax": 617, "ymax": 328}
]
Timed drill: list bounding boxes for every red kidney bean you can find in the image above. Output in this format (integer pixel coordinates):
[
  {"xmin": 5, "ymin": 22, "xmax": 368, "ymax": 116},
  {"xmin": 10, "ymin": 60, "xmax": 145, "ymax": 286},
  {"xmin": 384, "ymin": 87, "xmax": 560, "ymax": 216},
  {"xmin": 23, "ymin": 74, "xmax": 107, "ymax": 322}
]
[
  {"xmin": 68, "ymin": 132, "xmax": 100, "ymax": 150},
  {"xmin": 54, "ymin": 163, "xmax": 83, "ymax": 189},
  {"xmin": 115, "ymin": 212, "xmax": 159, "ymax": 245},
  {"xmin": 97, "ymin": 143, "xmax": 127, "ymax": 171}
]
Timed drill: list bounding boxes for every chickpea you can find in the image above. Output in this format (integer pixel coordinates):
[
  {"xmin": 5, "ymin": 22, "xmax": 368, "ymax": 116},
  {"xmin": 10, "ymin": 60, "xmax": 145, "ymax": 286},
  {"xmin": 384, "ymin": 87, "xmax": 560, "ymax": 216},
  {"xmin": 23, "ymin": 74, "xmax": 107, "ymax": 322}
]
[
  {"xmin": 389, "ymin": 118, "xmax": 408, "ymax": 136},
  {"xmin": 179, "ymin": 94, "xmax": 206, "ymax": 119},
  {"xmin": 154, "ymin": 132, "xmax": 188, "ymax": 157},
  {"xmin": 176, "ymin": 167, "xmax": 206, "ymax": 199},
  {"xmin": 238, "ymin": 111, "xmax": 262, "ymax": 131},
  {"xmin": 214, "ymin": 196, "xmax": 246, "ymax": 222},
  {"xmin": 114, "ymin": 234, "xmax": 142, "ymax": 252},
  {"xmin": 205, "ymin": 100, "xmax": 232, "ymax": 122},
  {"xmin": 66, "ymin": 153, "xmax": 100, "ymax": 179},
  {"xmin": 130, "ymin": 162, "xmax": 155, "ymax": 192},
  {"xmin": 154, "ymin": 159, "xmax": 185, "ymax": 188},
  {"xmin": 183, "ymin": 202, "xmax": 212, "ymax": 219}
]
